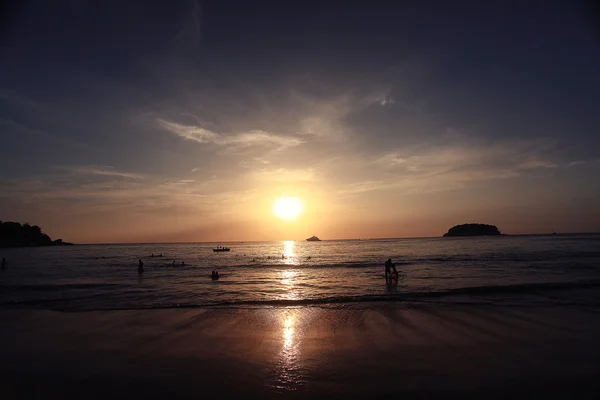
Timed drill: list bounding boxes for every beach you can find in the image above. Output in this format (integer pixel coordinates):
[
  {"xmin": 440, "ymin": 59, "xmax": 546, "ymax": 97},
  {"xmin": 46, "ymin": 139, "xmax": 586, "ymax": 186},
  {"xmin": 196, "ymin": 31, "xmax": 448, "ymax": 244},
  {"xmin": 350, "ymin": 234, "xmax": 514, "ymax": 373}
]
[{"xmin": 2, "ymin": 303, "xmax": 599, "ymax": 399}]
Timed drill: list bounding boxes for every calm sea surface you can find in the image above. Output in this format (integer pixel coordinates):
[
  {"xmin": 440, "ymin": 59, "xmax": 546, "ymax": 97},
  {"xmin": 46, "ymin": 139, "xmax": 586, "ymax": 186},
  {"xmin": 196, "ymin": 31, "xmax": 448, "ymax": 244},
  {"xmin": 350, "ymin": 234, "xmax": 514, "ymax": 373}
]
[{"xmin": 1, "ymin": 235, "xmax": 599, "ymax": 311}]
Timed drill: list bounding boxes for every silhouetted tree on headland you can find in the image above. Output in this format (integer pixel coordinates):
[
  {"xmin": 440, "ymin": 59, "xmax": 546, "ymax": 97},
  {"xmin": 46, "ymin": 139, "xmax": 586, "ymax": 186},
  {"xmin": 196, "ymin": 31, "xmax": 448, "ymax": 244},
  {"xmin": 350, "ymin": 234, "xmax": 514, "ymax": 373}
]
[
  {"xmin": 443, "ymin": 223, "xmax": 502, "ymax": 237},
  {"xmin": 0, "ymin": 221, "xmax": 73, "ymax": 247}
]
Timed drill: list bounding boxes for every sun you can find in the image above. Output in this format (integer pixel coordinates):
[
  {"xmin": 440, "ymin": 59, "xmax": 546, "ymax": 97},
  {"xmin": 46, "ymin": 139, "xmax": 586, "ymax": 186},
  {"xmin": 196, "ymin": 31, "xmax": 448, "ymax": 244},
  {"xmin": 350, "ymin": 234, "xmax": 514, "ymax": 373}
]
[{"xmin": 273, "ymin": 197, "xmax": 303, "ymax": 220}]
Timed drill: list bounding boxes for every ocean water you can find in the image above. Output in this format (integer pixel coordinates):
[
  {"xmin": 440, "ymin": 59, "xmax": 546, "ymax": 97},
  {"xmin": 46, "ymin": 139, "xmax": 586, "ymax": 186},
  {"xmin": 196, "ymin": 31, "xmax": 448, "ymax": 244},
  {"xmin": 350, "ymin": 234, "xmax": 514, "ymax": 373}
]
[{"xmin": 1, "ymin": 235, "xmax": 599, "ymax": 311}]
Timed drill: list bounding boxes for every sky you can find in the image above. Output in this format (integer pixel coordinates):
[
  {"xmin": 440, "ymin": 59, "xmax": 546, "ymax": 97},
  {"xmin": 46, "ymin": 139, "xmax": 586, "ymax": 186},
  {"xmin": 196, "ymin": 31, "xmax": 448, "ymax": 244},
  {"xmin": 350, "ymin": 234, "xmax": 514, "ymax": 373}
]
[{"xmin": 1, "ymin": 0, "xmax": 599, "ymax": 243}]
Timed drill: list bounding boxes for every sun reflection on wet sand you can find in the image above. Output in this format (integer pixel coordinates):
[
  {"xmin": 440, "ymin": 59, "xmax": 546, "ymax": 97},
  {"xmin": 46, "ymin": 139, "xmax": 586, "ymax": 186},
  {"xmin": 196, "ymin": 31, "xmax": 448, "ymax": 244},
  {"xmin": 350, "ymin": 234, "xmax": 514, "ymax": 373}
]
[
  {"xmin": 271, "ymin": 310, "xmax": 305, "ymax": 392},
  {"xmin": 283, "ymin": 315, "xmax": 295, "ymax": 349}
]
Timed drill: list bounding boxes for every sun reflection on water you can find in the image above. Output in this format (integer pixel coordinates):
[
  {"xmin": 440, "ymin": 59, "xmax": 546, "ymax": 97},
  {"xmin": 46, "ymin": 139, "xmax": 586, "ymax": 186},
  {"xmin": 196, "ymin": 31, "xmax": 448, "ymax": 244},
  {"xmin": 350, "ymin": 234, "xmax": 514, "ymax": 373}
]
[
  {"xmin": 279, "ymin": 270, "xmax": 299, "ymax": 300},
  {"xmin": 280, "ymin": 269, "xmax": 297, "ymax": 286},
  {"xmin": 283, "ymin": 240, "xmax": 296, "ymax": 265}
]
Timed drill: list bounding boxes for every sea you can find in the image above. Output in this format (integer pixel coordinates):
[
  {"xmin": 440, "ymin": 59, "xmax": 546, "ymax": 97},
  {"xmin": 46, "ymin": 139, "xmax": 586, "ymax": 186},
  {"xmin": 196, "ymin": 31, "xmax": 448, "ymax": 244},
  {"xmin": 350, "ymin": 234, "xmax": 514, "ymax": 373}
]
[{"xmin": 1, "ymin": 234, "xmax": 599, "ymax": 311}]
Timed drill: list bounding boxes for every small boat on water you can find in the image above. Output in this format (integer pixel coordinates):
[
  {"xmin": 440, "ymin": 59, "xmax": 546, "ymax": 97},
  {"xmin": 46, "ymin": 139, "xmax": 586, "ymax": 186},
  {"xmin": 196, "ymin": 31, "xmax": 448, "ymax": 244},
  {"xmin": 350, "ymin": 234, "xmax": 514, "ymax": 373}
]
[
  {"xmin": 213, "ymin": 246, "xmax": 230, "ymax": 252},
  {"xmin": 306, "ymin": 235, "xmax": 321, "ymax": 242}
]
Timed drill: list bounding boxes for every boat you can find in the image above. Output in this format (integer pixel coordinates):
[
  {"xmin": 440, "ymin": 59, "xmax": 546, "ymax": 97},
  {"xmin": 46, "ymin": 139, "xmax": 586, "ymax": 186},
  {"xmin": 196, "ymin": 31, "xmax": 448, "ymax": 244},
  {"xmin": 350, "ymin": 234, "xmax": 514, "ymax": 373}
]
[
  {"xmin": 213, "ymin": 246, "xmax": 230, "ymax": 252},
  {"xmin": 306, "ymin": 235, "xmax": 321, "ymax": 242}
]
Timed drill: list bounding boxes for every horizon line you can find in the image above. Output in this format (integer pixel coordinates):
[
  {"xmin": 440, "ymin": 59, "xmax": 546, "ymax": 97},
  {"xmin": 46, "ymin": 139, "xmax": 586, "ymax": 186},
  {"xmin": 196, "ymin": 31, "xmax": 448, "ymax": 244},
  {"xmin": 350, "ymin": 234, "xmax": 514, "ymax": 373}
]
[{"xmin": 72, "ymin": 231, "xmax": 600, "ymax": 246}]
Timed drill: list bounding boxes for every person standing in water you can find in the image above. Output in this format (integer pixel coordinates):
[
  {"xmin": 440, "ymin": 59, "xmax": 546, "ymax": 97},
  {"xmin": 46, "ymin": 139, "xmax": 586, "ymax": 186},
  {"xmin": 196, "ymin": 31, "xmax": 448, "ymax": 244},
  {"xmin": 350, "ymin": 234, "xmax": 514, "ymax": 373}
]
[
  {"xmin": 1, "ymin": 257, "xmax": 6, "ymax": 270},
  {"xmin": 389, "ymin": 262, "xmax": 399, "ymax": 285},
  {"xmin": 138, "ymin": 259, "xmax": 144, "ymax": 273},
  {"xmin": 384, "ymin": 258, "xmax": 394, "ymax": 283}
]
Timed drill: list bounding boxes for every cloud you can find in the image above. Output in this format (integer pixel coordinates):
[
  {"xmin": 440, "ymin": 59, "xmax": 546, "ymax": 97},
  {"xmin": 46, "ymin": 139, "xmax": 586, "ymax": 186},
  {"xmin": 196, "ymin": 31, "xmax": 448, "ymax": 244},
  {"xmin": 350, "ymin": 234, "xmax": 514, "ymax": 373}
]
[
  {"xmin": 157, "ymin": 119, "xmax": 220, "ymax": 143},
  {"xmin": 228, "ymin": 130, "xmax": 304, "ymax": 148},
  {"xmin": 378, "ymin": 97, "xmax": 395, "ymax": 106},
  {"xmin": 66, "ymin": 165, "xmax": 146, "ymax": 180},
  {"xmin": 360, "ymin": 89, "xmax": 397, "ymax": 108},
  {"xmin": 337, "ymin": 138, "xmax": 560, "ymax": 196},
  {"xmin": 0, "ymin": 159, "xmax": 259, "ymax": 220},
  {"xmin": 157, "ymin": 118, "xmax": 305, "ymax": 149},
  {"xmin": 568, "ymin": 161, "xmax": 587, "ymax": 167},
  {"xmin": 337, "ymin": 180, "xmax": 390, "ymax": 195},
  {"xmin": 298, "ymin": 116, "xmax": 344, "ymax": 138},
  {"xmin": 250, "ymin": 168, "xmax": 316, "ymax": 182}
]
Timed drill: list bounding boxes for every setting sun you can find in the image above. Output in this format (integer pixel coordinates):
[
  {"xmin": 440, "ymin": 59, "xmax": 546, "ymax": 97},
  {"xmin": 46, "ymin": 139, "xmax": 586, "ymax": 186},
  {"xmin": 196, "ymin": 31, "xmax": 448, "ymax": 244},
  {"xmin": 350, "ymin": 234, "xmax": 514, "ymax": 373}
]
[{"xmin": 273, "ymin": 197, "xmax": 304, "ymax": 221}]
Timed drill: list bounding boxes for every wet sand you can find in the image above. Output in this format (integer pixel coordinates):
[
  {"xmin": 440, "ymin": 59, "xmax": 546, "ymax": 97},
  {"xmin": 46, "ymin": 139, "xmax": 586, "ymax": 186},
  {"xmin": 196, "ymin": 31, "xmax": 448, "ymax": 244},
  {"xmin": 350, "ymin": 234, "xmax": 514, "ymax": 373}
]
[{"xmin": 1, "ymin": 304, "xmax": 599, "ymax": 398}]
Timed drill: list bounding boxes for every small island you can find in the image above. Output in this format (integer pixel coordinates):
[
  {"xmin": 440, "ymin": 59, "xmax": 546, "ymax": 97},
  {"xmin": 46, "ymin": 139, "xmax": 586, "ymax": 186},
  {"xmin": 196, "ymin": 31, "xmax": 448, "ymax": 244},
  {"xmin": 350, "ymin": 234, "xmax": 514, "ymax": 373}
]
[
  {"xmin": 443, "ymin": 223, "xmax": 501, "ymax": 237},
  {"xmin": 0, "ymin": 221, "xmax": 73, "ymax": 247}
]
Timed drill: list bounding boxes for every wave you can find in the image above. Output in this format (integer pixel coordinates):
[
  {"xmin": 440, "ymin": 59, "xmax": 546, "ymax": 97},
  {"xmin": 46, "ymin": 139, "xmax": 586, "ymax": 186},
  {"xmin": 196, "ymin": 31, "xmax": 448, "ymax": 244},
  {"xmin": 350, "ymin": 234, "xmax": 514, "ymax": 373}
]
[
  {"xmin": 409, "ymin": 252, "xmax": 600, "ymax": 263},
  {"xmin": 203, "ymin": 280, "xmax": 600, "ymax": 307},
  {"xmin": 207, "ymin": 250, "xmax": 600, "ymax": 269},
  {"xmin": 5, "ymin": 279, "xmax": 597, "ymax": 311},
  {"xmin": 219, "ymin": 261, "xmax": 415, "ymax": 269},
  {"xmin": 0, "ymin": 282, "xmax": 127, "ymax": 292},
  {"xmin": 194, "ymin": 255, "xmax": 600, "ymax": 270}
]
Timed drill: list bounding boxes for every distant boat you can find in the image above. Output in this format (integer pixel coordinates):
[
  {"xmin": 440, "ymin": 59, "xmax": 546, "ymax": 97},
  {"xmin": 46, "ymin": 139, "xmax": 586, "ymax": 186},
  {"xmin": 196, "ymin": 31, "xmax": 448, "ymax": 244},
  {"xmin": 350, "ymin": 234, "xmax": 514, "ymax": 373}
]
[
  {"xmin": 213, "ymin": 246, "xmax": 230, "ymax": 252},
  {"xmin": 306, "ymin": 235, "xmax": 321, "ymax": 242}
]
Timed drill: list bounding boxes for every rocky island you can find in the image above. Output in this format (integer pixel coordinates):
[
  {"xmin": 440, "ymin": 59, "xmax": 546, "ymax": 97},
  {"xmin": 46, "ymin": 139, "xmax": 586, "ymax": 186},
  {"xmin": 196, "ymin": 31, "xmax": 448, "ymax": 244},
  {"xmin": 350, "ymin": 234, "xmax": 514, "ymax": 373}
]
[
  {"xmin": 0, "ymin": 221, "xmax": 73, "ymax": 247},
  {"xmin": 443, "ymin": 223, "xmax": 501, "ymax": 237}
]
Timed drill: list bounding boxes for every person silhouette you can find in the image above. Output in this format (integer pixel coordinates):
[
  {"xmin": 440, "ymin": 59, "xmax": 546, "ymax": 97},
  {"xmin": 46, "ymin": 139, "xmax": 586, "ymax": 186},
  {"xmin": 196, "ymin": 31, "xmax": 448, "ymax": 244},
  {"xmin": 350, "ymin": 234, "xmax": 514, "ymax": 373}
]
[
  {"xmin": 389, "ymin": 265, "xmax": 399, "ymax": 285},
  {"xmin": 138, "ymin": 259, "xmax": 144, "ymax": 273},
  {"xmin": 384, "ymin": 258, "xmax": 393, "ymax": 283},
  {"xmin": 1, "ymin": 257, "xmax": 6, "ymax": 270},
  {"xmin": 385, "ymin": 259, "xmax": 399, "ymax": 284}
]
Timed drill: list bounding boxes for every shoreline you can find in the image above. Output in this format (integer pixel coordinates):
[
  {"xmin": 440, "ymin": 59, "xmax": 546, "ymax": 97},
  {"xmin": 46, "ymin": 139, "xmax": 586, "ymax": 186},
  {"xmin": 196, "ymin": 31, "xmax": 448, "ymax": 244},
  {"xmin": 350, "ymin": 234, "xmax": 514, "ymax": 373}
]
[
  {"xmin": 2, "ymin": 303, "xmax": 598, "ymax": 398},
  {"xmin": 3, "ymin": 281, "xmax": 599, "ymax": 312}
]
